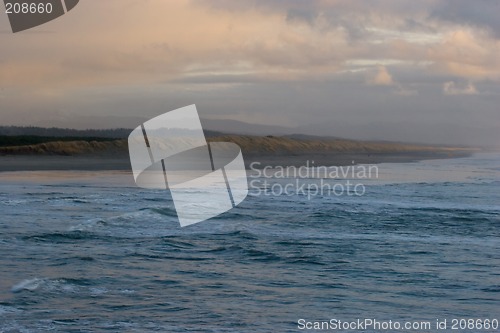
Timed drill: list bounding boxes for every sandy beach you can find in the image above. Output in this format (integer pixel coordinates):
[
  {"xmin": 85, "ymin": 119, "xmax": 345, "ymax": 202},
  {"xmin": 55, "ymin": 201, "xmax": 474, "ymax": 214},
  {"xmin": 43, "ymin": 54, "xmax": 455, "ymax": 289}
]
[
  {"xmin": 0, "ymin": 150, "xmax": 474, "ymax": 172},
  {"xmin": 0, "ymin": 134, "xmax": 477, "ymax": 172}
]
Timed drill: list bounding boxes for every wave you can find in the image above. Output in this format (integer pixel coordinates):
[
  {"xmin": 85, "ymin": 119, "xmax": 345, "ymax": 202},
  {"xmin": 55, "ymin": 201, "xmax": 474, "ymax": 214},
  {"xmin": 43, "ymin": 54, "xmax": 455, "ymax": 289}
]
[
  {"xmin": 21, "ymin": 230, "xmax": 102, "ymax": 242},
  {"xmin": 149, "ymin": 207, "xmax": 178, "ymax": 217},
  {"xmin": 11, "ymin": 278, "xmax": 80, "ymax": 294},
  {"xmin": 68, "ymin": 208, "xmax": 178, "ymax": 231},
  {"xmin": 11, "ymin": 278, "xmax": 46, "ymax": 293},
  {"xmin": 0, "ymin": 304, "xmax": 22, "ymax": 315},
  {"xmin": 11, "ymin": 277, "xmax": 103, "ymax": 295},
  {"xmin": 0, "ymin": 199, "xmax": 30, "ymax": 206}
]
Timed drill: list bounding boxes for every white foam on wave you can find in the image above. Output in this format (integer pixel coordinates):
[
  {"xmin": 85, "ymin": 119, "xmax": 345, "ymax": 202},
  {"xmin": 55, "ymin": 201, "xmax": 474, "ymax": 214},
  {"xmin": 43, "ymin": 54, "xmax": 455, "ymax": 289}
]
[
  {"xmin": 89, "ymin": 287, "xmax": 108, "ymax": 296},
  {"xmin": 11, "ymin": 278, "xmax": 77, "ymax": 294},
  {"xmin": 119, "ymin": 289, "xmax": 136, "ymax": 294},
  {"xmin": 68, "ymin": 218, "xmax": 107, "ymax": 232},
  {"xmin": 0, "ymin": 199, "xmax": 29, "ymax": 206},
  {"xmin": 10, "ymin": 278, "xmax": 130, "ymax": 300},
  {"xmin": 11, "ymin": 278, "xmax": 45, "ymax": 293}
]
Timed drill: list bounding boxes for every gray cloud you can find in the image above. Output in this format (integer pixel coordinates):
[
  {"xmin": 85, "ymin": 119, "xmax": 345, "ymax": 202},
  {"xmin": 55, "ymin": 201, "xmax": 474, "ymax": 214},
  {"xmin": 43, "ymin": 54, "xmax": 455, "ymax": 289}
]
[
  {"xmin": 430, "ymin": 0, "xmax": 500, "ymax": 38},
  {"xmin": 0, "ymin": 0, "xmax": 498, "ymax": 146}
]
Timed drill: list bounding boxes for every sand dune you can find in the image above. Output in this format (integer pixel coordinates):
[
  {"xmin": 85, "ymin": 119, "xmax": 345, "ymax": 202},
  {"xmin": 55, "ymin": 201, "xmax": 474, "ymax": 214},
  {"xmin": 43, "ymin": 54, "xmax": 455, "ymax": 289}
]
[
  {"xmin": 0, "ymin": 135, "xmax": 478, "ymax": 171},
  {"xmin": 210, "ymin": 135, "xmax": 473, "ymax": 154}
]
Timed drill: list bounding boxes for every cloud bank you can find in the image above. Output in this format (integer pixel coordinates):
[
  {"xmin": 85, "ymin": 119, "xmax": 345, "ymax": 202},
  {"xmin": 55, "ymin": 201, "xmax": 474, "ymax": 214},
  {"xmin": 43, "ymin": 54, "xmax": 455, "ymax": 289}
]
[{"xmin": 0, "ymin": 0, "xmax": 498, "ymax": 145}]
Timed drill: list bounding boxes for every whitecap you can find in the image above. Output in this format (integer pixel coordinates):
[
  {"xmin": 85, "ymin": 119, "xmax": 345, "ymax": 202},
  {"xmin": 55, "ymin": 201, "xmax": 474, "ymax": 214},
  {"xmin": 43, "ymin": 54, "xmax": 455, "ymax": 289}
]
[
  {"xmin": 89, "ymin": 287, "xmax": 108, "ymax": 296},
  {"xmin": 11, "ymin": 278, "xmax": 78, "ymax": 294},
  {"xmin": 11, "ymin": 278, "xmax": 45, "ymax": 293}
]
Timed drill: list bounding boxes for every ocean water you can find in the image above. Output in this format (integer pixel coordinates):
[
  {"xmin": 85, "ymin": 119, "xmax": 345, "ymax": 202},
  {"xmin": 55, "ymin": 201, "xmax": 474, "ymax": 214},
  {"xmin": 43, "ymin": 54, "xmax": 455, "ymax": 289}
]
[{"xmin": 0, "ymin": 153, "xmax": 499, "ymax": 332}]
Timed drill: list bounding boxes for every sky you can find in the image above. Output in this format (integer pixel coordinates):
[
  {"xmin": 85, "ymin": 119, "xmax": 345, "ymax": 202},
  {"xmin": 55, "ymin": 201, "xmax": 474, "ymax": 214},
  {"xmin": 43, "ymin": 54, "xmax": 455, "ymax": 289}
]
[{"xmin": 0, "ymin": 0, "xmax": 499, "ymax": 146}]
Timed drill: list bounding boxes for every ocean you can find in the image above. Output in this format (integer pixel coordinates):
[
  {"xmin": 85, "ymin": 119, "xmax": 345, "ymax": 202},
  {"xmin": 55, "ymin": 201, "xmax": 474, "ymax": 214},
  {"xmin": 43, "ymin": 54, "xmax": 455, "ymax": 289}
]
[{"xmin": 0, "ymin": 153, "xmax": 499, "ymax": 332}]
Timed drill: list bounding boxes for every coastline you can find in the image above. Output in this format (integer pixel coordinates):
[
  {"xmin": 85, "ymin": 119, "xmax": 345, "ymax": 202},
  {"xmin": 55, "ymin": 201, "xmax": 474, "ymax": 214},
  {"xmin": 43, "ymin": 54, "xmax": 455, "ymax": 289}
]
[
  {"xmin": 0, "ymin": 150, "xmax": 474, "ymax": 172},
  {"xmin": 0, "ymin": 135, "xmax": 477, "ymax": 172}
]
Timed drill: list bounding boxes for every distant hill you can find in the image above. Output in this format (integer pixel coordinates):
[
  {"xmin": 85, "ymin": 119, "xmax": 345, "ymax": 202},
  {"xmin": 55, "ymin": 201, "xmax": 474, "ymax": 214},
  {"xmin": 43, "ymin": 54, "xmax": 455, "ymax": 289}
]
[
  {"xmin": 0, "ymin": 126, "xmax": 226, "ymax": 140},
  {"xmin": 4, "ymin": 113, "xmax": 497, "ymax": 146},
  {"xmin": 0, "ymin": 139, "xmax": 128, "ymax": 156},
  {"xmin": 0, "ymin": 135, "xmax": 117, "ymax": 147},
  {"xmin": 200, "ymin": 119, "xmax": 293, "ymax": 136}
]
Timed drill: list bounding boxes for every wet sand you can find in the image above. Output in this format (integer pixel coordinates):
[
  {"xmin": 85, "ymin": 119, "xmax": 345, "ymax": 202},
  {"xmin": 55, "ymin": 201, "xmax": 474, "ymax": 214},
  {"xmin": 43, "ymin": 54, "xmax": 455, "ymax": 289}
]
[{"xmin": 0, "ymin": 150, "xmax": 473, "ymax": 172}]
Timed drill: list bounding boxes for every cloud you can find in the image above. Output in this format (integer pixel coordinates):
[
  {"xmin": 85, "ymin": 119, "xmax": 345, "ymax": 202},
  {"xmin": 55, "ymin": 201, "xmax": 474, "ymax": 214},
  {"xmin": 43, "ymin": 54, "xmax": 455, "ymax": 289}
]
[
  {"xmin": 1, "ymin": 0, "xmax": 500, "ymax": 92},
  {"xmin": 0, "ymin": 0, "xmax": 499, "ymax": 145},
  {"xmin": 426, "ymin": 29, "xmax": 500, "ymax": 80},
  {"xmin": 443, "ymin": 81, "xmax": 478, "ymax": 95},
  {"xmin": 394, "ymin": 85, "xmax": 418, "ymax": 96},
  {"xmin": 366, "ymin": 65, "xmax": 394, "ymax": 86},
  {"xmin": 430, "ymin": 0, "xmax": 500, "ymax": 38}
]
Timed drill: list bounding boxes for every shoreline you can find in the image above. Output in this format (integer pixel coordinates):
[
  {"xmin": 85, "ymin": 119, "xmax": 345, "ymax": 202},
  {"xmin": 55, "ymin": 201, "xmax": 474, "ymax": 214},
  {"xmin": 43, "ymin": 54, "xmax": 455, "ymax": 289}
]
[
  {"xmin": 0, "ymin": 135, "xmax": 479, "ymax": 172},
  {"xmin": 0, "ymin": 150, "xmax": 474, "ymax": 172}
]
